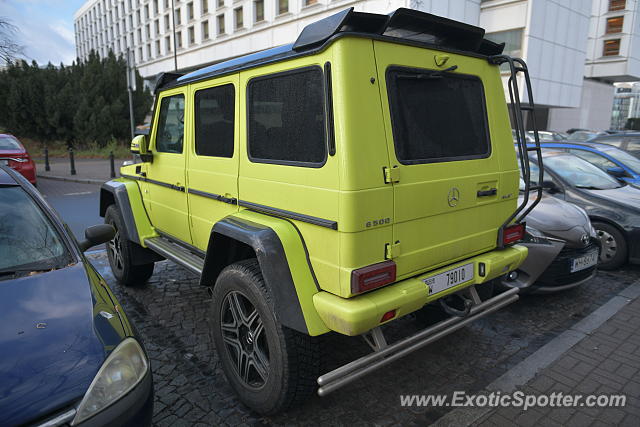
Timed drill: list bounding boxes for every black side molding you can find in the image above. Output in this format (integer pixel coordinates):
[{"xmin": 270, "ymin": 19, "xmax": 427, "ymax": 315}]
[{"xmin": 201, "ymin": 216, "xmax": 310, "ymax": 334}]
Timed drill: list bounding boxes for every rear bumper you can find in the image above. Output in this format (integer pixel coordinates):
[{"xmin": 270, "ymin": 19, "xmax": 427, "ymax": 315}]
[{"xmin": 313, "ymin": 245, "xmax": 528, "ymax": 336}]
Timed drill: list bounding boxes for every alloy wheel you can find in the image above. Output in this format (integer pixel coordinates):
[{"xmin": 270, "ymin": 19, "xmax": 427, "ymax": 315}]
[
  {"xmin": 107, "ymin": 227, "xmax": 124, "ymax": 272},
  {"xmin": 220, "ymin": 290, "xmax": 270, "ymax": 389},
  {"xmin": 596, "ymin": 229, "xmax": 617, "ymax": 263}
]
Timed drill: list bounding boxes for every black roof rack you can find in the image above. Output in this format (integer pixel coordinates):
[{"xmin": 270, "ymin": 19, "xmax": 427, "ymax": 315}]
[
  {"xmin": 157, "ymin": 8, "xmax": 504, "ymax": 92},
  {"xmin": 293, "ymin": 7, "xmax": 504, "ymax": 55}
]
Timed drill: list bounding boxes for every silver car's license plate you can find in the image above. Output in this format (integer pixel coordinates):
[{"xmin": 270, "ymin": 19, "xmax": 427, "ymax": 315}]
[
  {"xmin": 570, "ymin": 250, "xmax": 598, "ymax": 273},
  {"xmin": 423, "ymin": 263, "xmax": 474, "ymax": 295}
]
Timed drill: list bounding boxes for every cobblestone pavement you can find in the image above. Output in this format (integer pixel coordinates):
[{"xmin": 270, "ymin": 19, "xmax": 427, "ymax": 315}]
[
  {"xmin": 474, "ymin": 296, "xmax": 640, "ymax": 427},
  {"xmin": 87, "ymin": 253, "xmax": 639, "ymax": 426}
]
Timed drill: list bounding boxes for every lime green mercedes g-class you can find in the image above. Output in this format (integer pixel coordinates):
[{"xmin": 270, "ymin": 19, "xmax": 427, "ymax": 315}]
[{"xmin": 100, "ymin": 7, "xmax": 542, "ymax": 414}]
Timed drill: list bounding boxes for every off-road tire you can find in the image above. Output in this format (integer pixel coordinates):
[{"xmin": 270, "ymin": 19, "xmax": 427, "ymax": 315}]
[
  {"xmin": 104, "ymin": 205, "xmax": 154, "ymax": 286},
  {"xmin": 210, "ymin": 259, "xmax": 320, "ymax": 415},
  {"xmin": 593, "ymin": 221, "xmax": 627, "ymax": 270}
]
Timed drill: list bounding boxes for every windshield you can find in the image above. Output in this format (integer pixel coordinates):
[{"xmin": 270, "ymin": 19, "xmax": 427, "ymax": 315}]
[
  {"xmin": 544, "ymin": 155, "xmax": 622, "ymax": 190},
  {"xmin": 0, "ymin": 135, "xmax": 22, "ymax": 151},
  {"xmin": 0, "ymin": 186, "xmax": 72, "ymax": 277},
  {"xmin": 600, "ymin": 146, "xmax": 640, "ymax": 174}
]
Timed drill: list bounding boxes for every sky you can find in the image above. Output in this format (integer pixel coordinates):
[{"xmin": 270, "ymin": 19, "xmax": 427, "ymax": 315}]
[{"xmin": 0, "ymin": 0, "xmax": 85, "ymax": 65}]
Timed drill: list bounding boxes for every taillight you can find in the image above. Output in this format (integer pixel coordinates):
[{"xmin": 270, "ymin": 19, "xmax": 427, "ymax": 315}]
[
  {"xmin": 351, "ymin": 260, "xmax": 396, "ymax": 294},
  {"xmin": 502, "ymin": 223, "xmax": 525, "ymax": 245},
  {"xmin": 7, "ymin": 153, "xmax": 29, "ymax": 168}
]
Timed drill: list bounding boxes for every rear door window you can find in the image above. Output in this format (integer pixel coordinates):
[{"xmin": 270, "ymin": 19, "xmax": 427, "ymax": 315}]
[
  {"xmin": 247, "ymin": 67, "xmax": 326, "ymax": 167},
  {"xmin": 386, "ymin": 67, "xmax": 491, "ymax": 164},
  {"xmin": 195, "ymin": 84, "xmax": 235, "ymax": 158}
]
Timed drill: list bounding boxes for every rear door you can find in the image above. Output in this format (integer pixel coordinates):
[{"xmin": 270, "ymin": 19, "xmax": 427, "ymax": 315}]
[{"xmin": 373, "ymin": 40, "xmax": 515, "ymax": 279}]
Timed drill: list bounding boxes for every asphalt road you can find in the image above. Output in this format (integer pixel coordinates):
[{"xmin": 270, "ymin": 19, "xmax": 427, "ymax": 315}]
[{"xmin": 37, "ymin": 178, "xmax": 103, "ymax": 241}]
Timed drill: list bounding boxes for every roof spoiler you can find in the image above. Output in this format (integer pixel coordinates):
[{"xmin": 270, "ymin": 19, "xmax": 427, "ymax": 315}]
[
  {"xmin": 154, "ymin": 72, "xmax": 184, "ymax": 94},
  {"xmin": 293, "ymin": 7, "xmax": 504, "ymax": 56}
]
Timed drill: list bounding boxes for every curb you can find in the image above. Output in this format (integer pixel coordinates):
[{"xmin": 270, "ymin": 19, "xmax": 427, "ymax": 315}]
[
  {"xmin": 37, "ymin": 174, "xmax": 108, "ymax": 185},
  {"xmin": 432, "ymin": 279, "xmax": 640, "ymax": 427}
]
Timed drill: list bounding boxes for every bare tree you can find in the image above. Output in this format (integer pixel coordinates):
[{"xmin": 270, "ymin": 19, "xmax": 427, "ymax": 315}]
[{"xmin": 0, "ymin": 17, "xmax": 23, "ymax": 64}]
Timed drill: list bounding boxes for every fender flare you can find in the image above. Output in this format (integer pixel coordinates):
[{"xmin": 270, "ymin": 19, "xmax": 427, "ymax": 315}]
[{"xmin": 201, "ymin": 213, "xmax": 329, "ymax": 336}]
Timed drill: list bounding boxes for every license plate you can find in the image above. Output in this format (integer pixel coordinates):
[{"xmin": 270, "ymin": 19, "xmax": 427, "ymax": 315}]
[
  {"xmin": 571, "ymin": 250, "xmax": 598, "ymax": 273},
  {"xmin": 423, "ymin": 263, "xmax": 474, "ymax": 295}
]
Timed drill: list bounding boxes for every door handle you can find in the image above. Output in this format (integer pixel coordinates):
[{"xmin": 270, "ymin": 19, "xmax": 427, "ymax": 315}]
[{"xmin": 477, "ymin": 188, "xmax": 497, "ymax": 197}]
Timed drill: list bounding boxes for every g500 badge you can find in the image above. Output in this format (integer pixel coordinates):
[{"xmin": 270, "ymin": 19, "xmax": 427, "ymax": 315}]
[{"xmin": 366, "ymin": 218, "xmax": 391, "ymax": 228}]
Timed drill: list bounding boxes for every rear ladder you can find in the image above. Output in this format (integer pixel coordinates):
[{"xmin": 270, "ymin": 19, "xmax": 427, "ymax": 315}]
[{"xmin": 488, "ymin": 55, "xmax": 544, "ymax": 243}]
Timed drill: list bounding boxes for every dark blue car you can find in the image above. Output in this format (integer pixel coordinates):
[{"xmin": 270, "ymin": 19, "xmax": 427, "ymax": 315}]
[
  {"xmin": 533, "ymin": 141, "xmax": 640, "ymax": 187},
  {"xmin": 0, "ymin": 166, "xmax": 153, "ymax": 426}
]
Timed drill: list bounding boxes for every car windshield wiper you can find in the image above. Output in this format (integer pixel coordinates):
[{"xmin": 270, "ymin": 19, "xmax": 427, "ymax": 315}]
[{"xmin": 0, "ymin": 266, "xmax": 59, "ymax": 281}]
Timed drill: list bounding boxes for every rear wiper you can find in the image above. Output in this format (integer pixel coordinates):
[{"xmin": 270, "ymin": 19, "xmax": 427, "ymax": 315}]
[
  {"xmin": 575, "ymin": 185, "xmax": 603, "ymax": 190},
  {"xmin": 397, "ymin": 65, "xmax": 459, "ymax": 80}
]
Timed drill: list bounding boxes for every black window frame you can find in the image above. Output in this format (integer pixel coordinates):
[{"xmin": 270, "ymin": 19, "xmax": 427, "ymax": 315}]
[
  {"xmin": 246, "ymin": 65, "xmax": 329, "ymax": 168},
  {"xmin": 385, "ymin": 65, "xmax": 492, "ymax": 166},
  {"xmin": 154, "ymin": 93, "xmax": 186, "ymax": 154},
  {"xmin": 194, "ymin": 83, "xmax": 236, "ymax": 158}
]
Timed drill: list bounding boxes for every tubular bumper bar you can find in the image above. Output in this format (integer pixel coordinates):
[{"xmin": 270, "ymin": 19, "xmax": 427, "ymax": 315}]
[{"xmin": 316, "ymin": 287, "xmax": 520, "ymax": 396}]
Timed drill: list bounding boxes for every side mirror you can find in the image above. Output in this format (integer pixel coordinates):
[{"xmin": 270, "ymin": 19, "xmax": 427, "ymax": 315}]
[
  {"xmin": 606, "ymin": 166, "xmax": 627, "ymax": 179},
  {"xmin": 542, "ymin": 180, "xmax": 561, "ymax": 194},
  {"xmin": 79, "ymin": 224, "xmax": 116, "ymax": 252},
  {"xmin": 130, "ymin": 134, "xmax": 149, "ymax": 155}
]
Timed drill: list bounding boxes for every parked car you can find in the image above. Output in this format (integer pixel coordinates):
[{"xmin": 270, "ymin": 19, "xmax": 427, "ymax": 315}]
[
  {"xmin": 567, "ymin": 130, "xmax": 603, "ymax": 142},
  {"xmin": 0, "ymin": 165, "xmax": 153, "ymax": 426},
  {"xmin": 536, "ymin": 141, "xmax": 640, "ymax": 187},
  {"xmin": 527, "ymin": 130, "xmax": 567, "ymax": 142},
  {"xmin": 589, "ymin": 132, "xmax": 640, "ymax": 158},
  {"xmin": 101, "ymin": 7, "xmax": 540, "ymax": 413},
  {"xmin": 529, "ymin": 150, "xmax": 640, "ymax": 270},
  {"xmin": 0, "ymin": 134, "xmax": 36, "ymax": 185},
  {"xmin": 501, "ymin": 193, "xmax": 598, "ymax": 293}
]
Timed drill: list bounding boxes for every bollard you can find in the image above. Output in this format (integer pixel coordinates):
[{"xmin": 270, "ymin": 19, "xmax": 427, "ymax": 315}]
[
  {"xmin": 109, "ymin": 151, "xmax": 116, "ymax": 178},
  {"xmin": 69, "ymin": 148, "xmax": 76, "ymax": 175},
  {"xmin": 44, "ymin": 146, "xmax": 50, "ymax": 171}
]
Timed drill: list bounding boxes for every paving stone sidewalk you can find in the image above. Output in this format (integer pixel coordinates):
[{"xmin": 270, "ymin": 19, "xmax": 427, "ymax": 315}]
[
  {"xmin": 471, "ymin": 289, "xmax": 640, "ymax": 426},
  {"xmin": 35, "ymin": 157, "xmax": 129, "ymax": 183}
]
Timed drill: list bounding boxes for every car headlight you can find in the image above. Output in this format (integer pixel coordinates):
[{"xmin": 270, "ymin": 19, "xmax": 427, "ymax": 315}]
[
  {"xmin": 522, "ymin": 226, "xmax": 551, "ymax": 244},
  {"xmin": 72, "ymin": 338, "xmax": 148, "ymax": 425}
]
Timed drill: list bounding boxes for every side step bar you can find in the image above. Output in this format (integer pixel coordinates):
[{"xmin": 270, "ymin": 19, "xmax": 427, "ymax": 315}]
[
  {"xmin": 316, "ymin": 287, "xmax": 520, "ymax": 396},
  {"xmin": 145, "ymin": 236, "xmax": 204, "ymax": 275}
]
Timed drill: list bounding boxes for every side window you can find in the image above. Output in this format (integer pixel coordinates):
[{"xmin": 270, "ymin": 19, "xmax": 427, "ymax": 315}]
[
  {"xmin": 195, "ymin": 84, "xmax": 235, "ymax": 158},
  {"xmin": 568, "ymin": 149, "xmax": 617, "ymax": 170},
  {"xmin": 386, "ymin": 67, "xmax": 490, "ymax": 164},
  {"xmin": 626, "ymin": 140, "xmax": 640, "ymax": 153},
  {"xmin": 155, "ymin": 95, "xmax": 185, "ymax": 154},
  {"xmin": 247, "ymin": 67, "xmax": 326, "ymax": 166}
]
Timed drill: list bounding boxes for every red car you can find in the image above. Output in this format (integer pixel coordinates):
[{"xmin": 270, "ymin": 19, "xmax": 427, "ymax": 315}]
[{"xmin": 0, "ymin": 134, "xmax": 36, "ymax": 185}]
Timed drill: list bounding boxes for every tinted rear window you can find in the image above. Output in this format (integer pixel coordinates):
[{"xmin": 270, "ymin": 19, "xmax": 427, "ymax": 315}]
[
  {"xmin": 0, "ymin": 135, "xmax": 22, "ymax": 151},
  {"xmin": 247, "ymin": 67, "xmax": 326, "ymax": 166},
  {"xmin": 195, "ymin": 84, "xmax": 235, "ymax": 158},
  {"xmin": 386, "ymin": 67, "xmax": 490, "ymax": 164}
]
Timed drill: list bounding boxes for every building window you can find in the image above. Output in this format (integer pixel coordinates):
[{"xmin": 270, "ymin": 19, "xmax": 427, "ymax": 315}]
[
  {"xmin": 217, "ymin": 14, "xmax": 225, "ymax": 34},
  {"xmin": 138, "ymin": 46, "xmax": 143, "ymax": 61},
  {"xmin": 146, "ymin": 23, "xmax": 151, "ymax": 38},
  {"xmin": 604, "ymin": 38, "xmax": 621, "ymax": 56},
  {"xmin": 154, "ymin": 19, "xmax": 160, "ymax": 34},
  {"xmin": 202, "ymin": 0, "xmax": 208, "ymax": 14},
  {"xmin": 147, "ymin": 43, "xmax": 152, "ymax": 58},
  {"xmin": 165, "ymin": 14, "xmax": 170, "ymax": 30},
  {"xmin": 609, "ymin": 0, "xmax": 625, "ymax": 11},
  {"xmin": 165, "ymin": 0, "xmax": 169, "ymax": 9},
  {"xmin": 153, "ymin": 0, "xmax": 158, "ymax": 14},
  {"xmin": 254, "ymin": 0, "xmax": 264, "ymax": 22},
  {"xmin": 156, "ymin": 39, "xmax": 161, "ymax": 55},
  {"xmin": 177, "ymin": 30, "xmax": 183, "ymax": 48},
  {"xmin": 217, "ymin": 0, "xmax": 224, "ymax": 9},
  {"xmin": 188, "ymin": 26, "xmax": 195, "ymax": 44},
  {"xmin": 137, "ymin": 28, "xmax": 142, "ymax": 43},
  {"xmin": 187, "ymin": 2, "xmax": 194, "ymax": 20},
  {"xmin": 485, "ymin": 29, "xmax": 523, "ymax": 58},
  {"xmin": 202, "ymin": 20, "xmax": 209, "ymax": 39},
  {"xmin": 278, "ymin": 0, "xmax": 288, "ymax": 15},
  {"xmin": 165, "ymin": 35, "xmax": 172, "ymax": 51},
  {"xmin": 606, "ymin": 16, "xmax": 624, "ymax": 34},
  {"xmin": 305, "ymin": 0, "xmax": 318, "ymax": 5},
  {"xmin": 144, "ymin": 4, "xmax": 149, "ymax": 19},
  {"xmin": 234, "ymin": 7, "xmax": 243, "ymax": 29},
  {"xmin": 175, "ymin": 8, "xmax": 181, "ymax": 25}
]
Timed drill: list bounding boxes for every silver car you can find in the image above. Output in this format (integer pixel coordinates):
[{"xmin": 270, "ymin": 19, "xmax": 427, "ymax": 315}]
[{"xmin": 501, "ymin": 194, "xmax": 599, "ymax": 293}]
